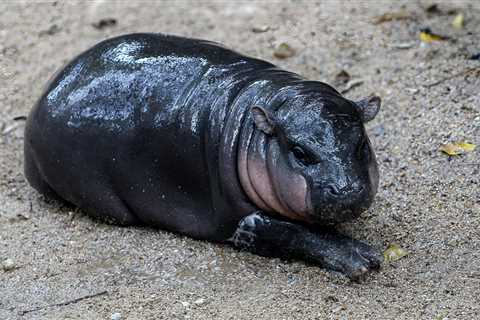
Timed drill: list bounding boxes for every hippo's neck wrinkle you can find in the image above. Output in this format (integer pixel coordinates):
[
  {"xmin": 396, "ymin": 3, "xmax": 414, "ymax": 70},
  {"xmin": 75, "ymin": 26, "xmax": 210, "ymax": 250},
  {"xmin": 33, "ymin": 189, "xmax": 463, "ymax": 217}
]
[
  {"xmin": 213, "ymin": 75, "xmax": 275, "ymax": 218},
  {"xmin": 237, "ymin": 125, "xmax": 311, "ymax": 221},
  {"xmin": 217, "ymin": 70, "xmax": 310, "ymax": 219}
]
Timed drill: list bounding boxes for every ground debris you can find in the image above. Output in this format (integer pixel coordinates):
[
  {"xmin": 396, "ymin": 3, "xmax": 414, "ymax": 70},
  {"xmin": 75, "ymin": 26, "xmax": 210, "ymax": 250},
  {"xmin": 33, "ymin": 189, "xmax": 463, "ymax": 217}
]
[
  {"xmin": 13, "ymin": 115, "xmax": 27, "ymax": 121},
  {"xmin": 340, "ymin": 79, "xmax": 364, "ymax": 94},
  {"xmin": 425, "ymin": 4, "xmax": 441, "ymax": 14},
  {"xmin": 19, "ymin": 290, "xmax": 108, "ymax": 315},
  {"xmin": 2, "ymin": 258, "xmax": 16, "ymax": 271},
  {"xmin": 452, "ymin": 13, "xmax": 464, "ymax": 29},
  {"xmin": 194, "ymin": 298, "xmax": 206, "ymax": 305},
  {"xmin": 371, "ymin": 10, "xmax": 413, "ymax": 25},
  {"xmin": 424, "ymin": 3, "xmax": 458, "ymax": 16},
  {"xmin": 439, "ymin": 142, "xmax": 476, "ymax": 156},
  {"xmin": 273, "ymin": 42, "xmax": 296, "ymax": 59},
  {"xmin": 1, "ymin": 123, "xmax": 23, "ymax": 136},
  {"xmin": 111, "ymin": 312, "xmax": 122, "ymax": 320},
  {"xmin": 470, "ymin": 53, "xmax": 480, "ymax": 60},
  {"xmin": 384, "ymin": 244, "xmax": 408, "ymax": 262},
  {"xmin": 424, "ymin": 67, "xmax": 480, "ymax": 88},
  {"xmin": 8, "ymin": 212, "xmax": 30, "ymax": 222},
  {"xmin": 252, "ymin": 25, "xmax": 272, "ymax": 33},
  {"xmin": 333, "ymin": 70, "xmax": 351, "ymax": 87},
  {"xmin": 92, "ymin": 18, "xmax": 117, "ymax": 30},
  {"xmin": 419, "ymin": 28, "xmax": 448, "ymax": 43},
  {"xmin": 39, "ymin": 24, "xmax": 60, "ymax": 37},
  {"xmin": 390, "ymin": 42, "xmax": 416, "ymax": 50}
]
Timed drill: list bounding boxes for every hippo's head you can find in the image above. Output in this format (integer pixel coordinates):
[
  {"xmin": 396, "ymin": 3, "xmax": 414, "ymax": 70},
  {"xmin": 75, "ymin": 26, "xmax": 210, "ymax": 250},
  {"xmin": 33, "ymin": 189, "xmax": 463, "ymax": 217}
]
[{"xmin": 239, "ymin": 88, "xmax": 380, "ymax": 225}]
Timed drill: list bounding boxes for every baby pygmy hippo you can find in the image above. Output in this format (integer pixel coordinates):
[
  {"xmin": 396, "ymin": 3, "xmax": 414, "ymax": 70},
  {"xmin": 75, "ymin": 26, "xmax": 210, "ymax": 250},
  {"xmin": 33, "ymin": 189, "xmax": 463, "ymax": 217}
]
[{"xmin": 25, "ymin": 33, "xmax": 382, "ymax": 280}]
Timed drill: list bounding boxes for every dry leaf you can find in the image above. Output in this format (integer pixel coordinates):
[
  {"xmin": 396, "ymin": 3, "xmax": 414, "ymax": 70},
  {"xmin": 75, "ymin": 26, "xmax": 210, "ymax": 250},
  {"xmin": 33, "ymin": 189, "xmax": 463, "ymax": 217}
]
[
  {"xmin": 372, "ymin": 10, "xmax": 412, "ymax": 25},
  {"xmin": 425, "ymin": 4, "xmax": 441, "ymax": 14},
  {"xmin": 419, "ymin": 28, "xmax": 447, "ymax": 43},
  {"xmin": 440, "ymin": 142, "xmax": 476, "ymax": 156},
  {"xmin": 273, "ymin": 43, "xmax": 295, "ymax": 59},
  {"xmin": 458, "ymin": 142, "xmax": 476, "ymax": 152},
  {"xmin": 384, "ymin": 244, "xmax": 408, "ymax": 262},
  {"xmin": 39, "ymin": 24, "xmax": 61, "ymax": 37},
  {"xmin": 92, "ymin": 18, "xmax": 117, "ymax": 30},
  {"xmin": 452, "ymin": 13, "xmax": 464, "ymax": 29}
]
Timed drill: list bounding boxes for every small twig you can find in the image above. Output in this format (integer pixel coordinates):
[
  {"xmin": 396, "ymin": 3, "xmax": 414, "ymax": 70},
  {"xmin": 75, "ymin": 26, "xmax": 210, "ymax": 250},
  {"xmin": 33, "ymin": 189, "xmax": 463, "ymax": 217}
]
[
  {"xmin": 1, "ymin": 123, "xmax": 22, "ymax": 135},
  {"xmin": 424, "ymin": 67, "xmax": 480, "ymax": 88},
  {"xmin": 18, "ymin": 290, "xmax": 108, "ymax": 316},
  {"xmin": 13, "ymin": 115, "xmax": 27, "ymax": 121},
  {"xmin": 340, "ymin": 79, "xmax": 364, "ymax": 94}
]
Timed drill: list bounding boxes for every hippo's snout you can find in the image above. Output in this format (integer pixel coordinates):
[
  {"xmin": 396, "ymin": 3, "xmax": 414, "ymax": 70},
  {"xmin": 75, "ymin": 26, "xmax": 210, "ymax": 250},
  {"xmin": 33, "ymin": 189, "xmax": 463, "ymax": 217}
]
[{"xmin": 310, "ymin": 183, "xmax": 372, "ymax": 224}]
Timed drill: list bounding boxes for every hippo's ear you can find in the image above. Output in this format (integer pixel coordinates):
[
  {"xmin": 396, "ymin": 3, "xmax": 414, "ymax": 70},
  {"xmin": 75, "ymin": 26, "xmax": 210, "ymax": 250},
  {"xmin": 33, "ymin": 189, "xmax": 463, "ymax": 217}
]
[
  {"xmin": 251, "ymin": 106, "xmax": 275, "ymax": 135},
  {"xmin": 354, "ymin": 95, "xmax": 381, "ymax": 122}
]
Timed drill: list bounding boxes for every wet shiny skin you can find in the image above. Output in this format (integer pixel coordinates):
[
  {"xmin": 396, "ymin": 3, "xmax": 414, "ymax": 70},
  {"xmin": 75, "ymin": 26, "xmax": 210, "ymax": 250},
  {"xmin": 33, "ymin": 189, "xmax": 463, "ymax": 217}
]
[{"xmin": 24, "ymin": 33, "xmax": 379, "ymax": 241}]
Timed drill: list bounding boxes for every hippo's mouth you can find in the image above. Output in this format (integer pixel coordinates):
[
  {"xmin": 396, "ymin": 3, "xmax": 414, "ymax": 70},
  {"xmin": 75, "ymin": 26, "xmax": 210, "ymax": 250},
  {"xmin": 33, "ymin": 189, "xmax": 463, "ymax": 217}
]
[
  {"xmin": 306, "ymin": 185, "xmax": 373, "ymax": 225},
  {"xmin": 308, "ymin": 206, "xmax": 364, "ymax": 225}
]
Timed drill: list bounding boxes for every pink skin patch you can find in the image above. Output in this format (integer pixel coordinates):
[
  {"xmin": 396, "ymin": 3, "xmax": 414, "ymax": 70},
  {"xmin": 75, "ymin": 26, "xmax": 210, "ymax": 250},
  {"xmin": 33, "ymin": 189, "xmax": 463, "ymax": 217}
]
[
  {"xmin": 238, "ymin": 133, "xmax": 312, "ymax": 222},
  {"xmin": 248, "ymin": 156, "xmax": 286, "ymax": 214},
  {"xmin": 238, "ymin": 146, "xmax": 271, "ymax": 212},
  {"xmin": 266, "ymin": 140, "xmax": 312, "ymax": 221}
]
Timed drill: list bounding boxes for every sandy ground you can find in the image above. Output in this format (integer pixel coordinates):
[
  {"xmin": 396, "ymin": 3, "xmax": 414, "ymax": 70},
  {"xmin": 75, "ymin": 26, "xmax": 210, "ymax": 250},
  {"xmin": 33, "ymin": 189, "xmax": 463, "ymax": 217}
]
[{"xmin": 1, "ymin": 1, "xmax": 479, "ymax": 319}]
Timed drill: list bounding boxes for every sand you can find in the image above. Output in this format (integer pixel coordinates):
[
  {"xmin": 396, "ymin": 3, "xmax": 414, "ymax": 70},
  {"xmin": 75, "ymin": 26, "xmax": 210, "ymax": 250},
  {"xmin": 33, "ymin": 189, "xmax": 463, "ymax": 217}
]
[{"xmin": 1, "ymin": 1, "xmax": 479, "ymax": 319}]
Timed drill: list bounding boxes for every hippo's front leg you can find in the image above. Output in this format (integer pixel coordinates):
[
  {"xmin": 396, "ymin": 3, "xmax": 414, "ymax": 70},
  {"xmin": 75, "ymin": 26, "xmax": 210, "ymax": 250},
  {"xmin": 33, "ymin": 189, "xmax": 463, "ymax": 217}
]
[{"xmin": 231, "ymin": 212, "xmax": 382, "ymax": 280}]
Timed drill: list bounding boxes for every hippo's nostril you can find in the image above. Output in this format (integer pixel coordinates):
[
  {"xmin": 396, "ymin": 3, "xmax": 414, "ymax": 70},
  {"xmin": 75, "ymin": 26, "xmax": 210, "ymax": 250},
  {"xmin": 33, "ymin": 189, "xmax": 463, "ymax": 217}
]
[
  {"xmin": 325, "ymin": 184, "xmax": 365, "ymax": 198},
  {"xmin": 357, "ymin": 185, "xmax": 365, "ymax": 194}
]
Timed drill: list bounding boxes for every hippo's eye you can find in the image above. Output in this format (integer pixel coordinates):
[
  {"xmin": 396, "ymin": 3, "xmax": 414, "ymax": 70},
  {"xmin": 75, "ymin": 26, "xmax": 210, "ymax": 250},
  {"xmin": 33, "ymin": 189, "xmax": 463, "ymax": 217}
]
[{"xmin": 292, "ymin": 146, "xmax": 310, "ymax": 164}]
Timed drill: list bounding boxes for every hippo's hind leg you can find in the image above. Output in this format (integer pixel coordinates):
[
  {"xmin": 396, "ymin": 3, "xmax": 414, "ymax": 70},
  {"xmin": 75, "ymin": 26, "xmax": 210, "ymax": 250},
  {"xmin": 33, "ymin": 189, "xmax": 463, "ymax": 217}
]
[
  {"xmin": 25, "ymin": 147, "xmax": 138, "ymax": 226},
  {"xmin": 77, "ymin": 192, "xmax": 140, "ymax": 226},
  {"xmin": 230, "ymin": 212, "xmax": 382, "ymax": 281},
  {"xmin": 24, "ymin": 148, "xmax": 63, "ymax": 201}
]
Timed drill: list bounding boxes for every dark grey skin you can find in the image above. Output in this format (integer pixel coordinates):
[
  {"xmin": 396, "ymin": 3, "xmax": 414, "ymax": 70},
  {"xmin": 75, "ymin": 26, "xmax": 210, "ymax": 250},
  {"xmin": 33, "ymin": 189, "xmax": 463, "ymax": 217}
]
[{"xmin": 24, "ymin": 33, "xmax": 382, "ymax": 280}]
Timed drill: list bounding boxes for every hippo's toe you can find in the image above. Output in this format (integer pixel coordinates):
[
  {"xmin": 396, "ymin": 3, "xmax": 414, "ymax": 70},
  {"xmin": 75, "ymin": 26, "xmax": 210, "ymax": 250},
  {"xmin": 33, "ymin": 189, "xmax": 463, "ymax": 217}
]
[{"xmin": 335, "ymin": 240, "xmax": 383, "ymax": 281}]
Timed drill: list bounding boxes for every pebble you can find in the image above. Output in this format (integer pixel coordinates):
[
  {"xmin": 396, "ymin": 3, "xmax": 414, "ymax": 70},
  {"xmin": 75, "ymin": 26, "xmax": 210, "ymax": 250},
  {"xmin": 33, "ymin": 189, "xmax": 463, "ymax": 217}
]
[
  {"xmin": 332, "ymin": 305, "xmax": 344, "ymax": 313},
  {"xmin": 273, "ymin": 42, "xmax": 296, "ymax": 59},
  {"xmin": 391, "ymin": 42, "xmax": 415, "ymax": 49},
  {"xmin": 194, "ymin": 298, "xmax": 206, "ymax": 305},
  {"xmin": 251, "ymin": 25, "xmax": 270, "ymax": 33},
  {"xmin": 110, "ymin": 312, "xmax": 122, "ymax": 320},
  {"xmin": 372, "ymin": 124, "xmax": 386, "ymax": 137},
  {"xmin": 2, "ymin": 258, "xmax": 15, "ymax": 271},
  {"xmin": 470, "ymin": 53, "xmax": 480, "ymax": 60}
]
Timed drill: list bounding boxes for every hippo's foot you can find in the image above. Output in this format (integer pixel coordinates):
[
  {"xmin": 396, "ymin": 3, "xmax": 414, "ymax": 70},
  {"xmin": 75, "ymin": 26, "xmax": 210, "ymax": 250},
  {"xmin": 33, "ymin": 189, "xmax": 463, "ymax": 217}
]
[{"xmin": 230, "ymin": 212, "xmax": 382, "ymax": 281}]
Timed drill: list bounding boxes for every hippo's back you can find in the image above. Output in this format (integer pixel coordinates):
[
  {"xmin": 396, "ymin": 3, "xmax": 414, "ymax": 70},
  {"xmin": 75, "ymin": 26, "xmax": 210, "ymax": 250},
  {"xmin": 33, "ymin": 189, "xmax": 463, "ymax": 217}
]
[{"xmin": 35, "ymin": 33, "xmax": 270, "ymax": 132}]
